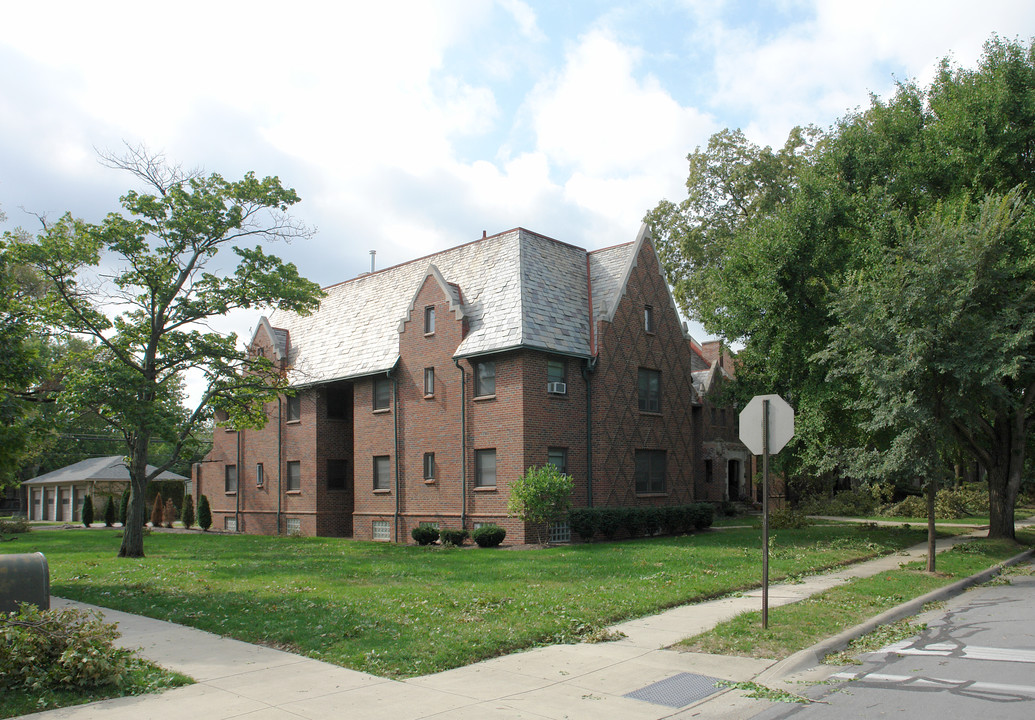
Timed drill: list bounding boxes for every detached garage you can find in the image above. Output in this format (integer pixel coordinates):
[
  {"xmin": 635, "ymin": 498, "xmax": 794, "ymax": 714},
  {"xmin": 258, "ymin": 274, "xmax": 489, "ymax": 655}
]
[{"xmin": 22, "ymin": 456, "xmax": 187, "ymax": 522}]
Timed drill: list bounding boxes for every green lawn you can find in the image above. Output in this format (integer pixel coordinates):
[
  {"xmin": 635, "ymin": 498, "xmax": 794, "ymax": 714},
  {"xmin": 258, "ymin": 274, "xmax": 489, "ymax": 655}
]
[
  {"xmin": 3, "ymin": 525, "xmax": 929, "ymax": 678},
  {"xmin": 678, "ymin": 533, "xmax": 1033, "ymax": 660}
]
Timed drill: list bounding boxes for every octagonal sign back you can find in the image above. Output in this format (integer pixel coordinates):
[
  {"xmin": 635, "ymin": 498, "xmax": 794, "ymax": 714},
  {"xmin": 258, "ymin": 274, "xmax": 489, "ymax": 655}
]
[{"xmin": 739, "ymin": 394, "xmax": 794, "ymax": 456}]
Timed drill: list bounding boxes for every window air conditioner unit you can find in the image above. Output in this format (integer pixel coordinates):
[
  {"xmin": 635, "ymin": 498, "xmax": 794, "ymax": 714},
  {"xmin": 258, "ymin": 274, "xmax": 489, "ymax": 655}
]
[{"xmin": 547, "ymin": 381, "xmax": 567, "ymax": 395}]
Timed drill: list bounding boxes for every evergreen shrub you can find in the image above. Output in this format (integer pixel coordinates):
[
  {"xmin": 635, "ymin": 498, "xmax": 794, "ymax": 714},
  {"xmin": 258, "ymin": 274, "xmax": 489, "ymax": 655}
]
[{"xmin": 472, "ymin": 524, "xmax": 506, "ymax": 547}]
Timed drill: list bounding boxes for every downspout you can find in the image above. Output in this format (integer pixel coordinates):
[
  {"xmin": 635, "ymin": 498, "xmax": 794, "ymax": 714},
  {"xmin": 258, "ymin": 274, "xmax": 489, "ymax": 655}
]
[
  {"xmin": 582, "ymin": 359, "xmax": 596, "ymax": 507},
  {"xmin": 276, "ymin": 397, "xmax": 283, "ymax": 535},
  {"xmin": 391, "ymin": 369, "xmax": 400, "ymax": 543},
  {"xmin": 584, "ymin": 254, "xmax": 598, "ymax": 508},
  {"xmin": 235, "ymin": 428, "xmax": 241, "ymax": 530},
  {"xmin": 453, "ymin": 357, "xmax": 467, "ymax": 528}
]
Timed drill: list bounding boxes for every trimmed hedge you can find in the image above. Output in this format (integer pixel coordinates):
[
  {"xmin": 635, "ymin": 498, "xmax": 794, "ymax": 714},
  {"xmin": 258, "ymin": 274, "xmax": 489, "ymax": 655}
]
[
  {"xmin": 411, "ymin": 525, "xmax": 440, "ymax": 545},
  {"xmin": 439, "ymin": 528, "xmax": 469, "ymax": 546},
  {"xmin": 471, "ymin": 524, "xmax": 506, "ymax": 547},
  {"xmin": 565, "ymin": 503, "xmax": 715, "ymax": 542}
]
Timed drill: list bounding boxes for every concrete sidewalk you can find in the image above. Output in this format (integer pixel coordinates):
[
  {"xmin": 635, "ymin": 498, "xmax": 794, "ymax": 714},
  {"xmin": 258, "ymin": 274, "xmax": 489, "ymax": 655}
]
[{"xmin": 22, "ymin": 531, "xmax": 991, "ymax": 720}]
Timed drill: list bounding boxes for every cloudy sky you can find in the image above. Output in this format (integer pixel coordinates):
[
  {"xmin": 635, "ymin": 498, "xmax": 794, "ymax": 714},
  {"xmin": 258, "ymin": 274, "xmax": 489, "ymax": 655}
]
[{"xmin": 2, "ymin": 1, "xmax": 1033, "ymax": 344}]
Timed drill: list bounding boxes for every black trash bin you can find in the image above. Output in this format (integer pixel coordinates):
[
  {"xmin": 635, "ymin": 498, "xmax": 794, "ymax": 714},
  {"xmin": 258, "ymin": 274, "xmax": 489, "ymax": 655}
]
[{"xmin": 0, "ymin": 552, "xmax": 51, "ymax": 614}]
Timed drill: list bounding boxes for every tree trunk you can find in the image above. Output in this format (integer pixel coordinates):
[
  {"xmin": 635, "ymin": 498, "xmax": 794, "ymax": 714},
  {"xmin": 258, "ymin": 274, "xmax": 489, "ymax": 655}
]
[
  {"xmin": 118, "ymin": 443, "xmax": 151, "ymax": 557},
  {"xmin": 926, "ymin": 480, "xmax": 936, "ymax": 573},
  {"xmin": 986, "ymin": 410, "xmax": 1026, "ymax": 540}
]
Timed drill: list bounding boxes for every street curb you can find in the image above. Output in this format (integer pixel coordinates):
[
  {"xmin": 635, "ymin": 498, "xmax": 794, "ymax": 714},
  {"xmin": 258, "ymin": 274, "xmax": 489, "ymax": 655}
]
[{"xmin": 754, "ymin": 547, "xmax": 1035, "ymax": 684}]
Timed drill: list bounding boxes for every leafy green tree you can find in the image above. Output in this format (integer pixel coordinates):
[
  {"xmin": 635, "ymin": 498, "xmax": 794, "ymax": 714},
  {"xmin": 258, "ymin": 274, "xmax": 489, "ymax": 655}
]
[
  {"xmin": 14, "ymin": 147, "xmax": 324, "ymax": 557},
  {"xmin": 81, "ymin": 496, "xmax": 93, "ymax": 528},
  {"xmin": 507, "ymin": 464, "xmax": 574, "ymax": 544},
  {"xmin": 180, "ymin": 494, "xmax": 195, "ymax": 530},
  {"xmin": 650, "ymin": 35, "xmax": 1035, "ymax": 538},
  {"xmin": 197, "ymin": 494, "xmax": 212, "ymax": 531}
]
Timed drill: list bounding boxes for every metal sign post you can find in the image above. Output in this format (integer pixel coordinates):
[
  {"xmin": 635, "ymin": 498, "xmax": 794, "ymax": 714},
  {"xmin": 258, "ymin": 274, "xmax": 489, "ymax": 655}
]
[
  {"xmin": 762, "ymin": 398, "xmax": 769, "ymax": 629},
  {"xmin": 739, "ymin": 394, "xmax": 794, "ymax": 631}
]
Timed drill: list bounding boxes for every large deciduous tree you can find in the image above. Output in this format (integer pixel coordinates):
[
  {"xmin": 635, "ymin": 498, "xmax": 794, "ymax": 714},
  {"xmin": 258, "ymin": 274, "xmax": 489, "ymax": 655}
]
[
  {"xmin": 649, "ymin": 36, "xmax": 1035, "ymax": 538},
  {"xmin": 16, "ymin": 148, "xmax": 324, "ymax": 556}
]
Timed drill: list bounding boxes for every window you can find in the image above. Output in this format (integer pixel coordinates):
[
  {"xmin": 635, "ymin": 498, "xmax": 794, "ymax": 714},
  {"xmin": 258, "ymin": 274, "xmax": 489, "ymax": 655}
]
[
  {"xmin": 372, "ymin": 520, "xmax": 390, "ymax": 540},
  {"xmin": 474, "ymin": 361, "xmax": 495, "ymax": 396},
  {"xmin": 475, "ymin": 449, "xmax": 496, "ymax": 487},
  {"xmin": 644, "ymin": 305, "xmax": 655, "ymax": 333},
  {"xmin": 225, "ymin": 465, "xmax": 238, "ymax": 493},
  {"xmin": 286, "ymin": 395, "xmax": 301, "ymax": 422},
  {"xmin": 424, "ymin": 305, "xmax": 435, "ymax": 334},
  {"xmin": 225, "ymin": 517, "xmax": 238, "ymax": 532},
  {"xmin": 547, "ymin": 359, "xmax": 565, "ymax": 384},
  {"xmin": 549, "ymin": 521, "xmax": 571, "ymax": 543},
  {"xmin": 255, "ymin": 346, "xmax": 265, "ymax": 358},
  {"xmin": 373, "ymin": 377, "xmax": 391, "ymax": 410},
  {"xmin": 373, "ymin": 455, "xmax": 391, "ymax": 490},
  {"xmin": 638, "ymin": 368, "xmax": 660, "ymax": 413},
  {"xmin": 327, "ymin": 459, "xmax": 349, "ymax": 490},
  {"xmin": 327, "ymin": 388, "xmax": 349, "ymax": 419},
  {"xmin": 424, "ymin": 367, "xmax": 435, "ymax": 396},
  {"xmin": 285, "ymin": 518, "xmax": 301, "ymax": 535},
  {"xmin": 423, "ymin": 452, "xmax": 436, "ymax": 480},
  {"xmin": 286, "ymin": 461, "xmax": 301, "ymax": 492},
  {"xmin": 705, "ymin": 459, "xmax": 714, "ymax": 484},
  {"xmin": 635, "ymin": 450, "xmax": 666, "ymax": 494},
  {"xmin": 255, "ymin": 463, "xmax": 264, "ymax": 488},
  {"xmin": 547, "ymin": 447, "xmax": 568, "ymax": 475},
  {"xmin": 419, "ymin": 521, "xmax": 440, "ymax": 529}
]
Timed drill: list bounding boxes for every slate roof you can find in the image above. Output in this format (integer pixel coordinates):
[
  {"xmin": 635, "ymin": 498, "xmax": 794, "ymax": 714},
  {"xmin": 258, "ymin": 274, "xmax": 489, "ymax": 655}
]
[
  {"xmin": 266, "ymin": 226, "xmax": 669, "ymax": 387},
  {"xmin": 22, "ymin": 456, "xmax": 188, "ymax": 485}
]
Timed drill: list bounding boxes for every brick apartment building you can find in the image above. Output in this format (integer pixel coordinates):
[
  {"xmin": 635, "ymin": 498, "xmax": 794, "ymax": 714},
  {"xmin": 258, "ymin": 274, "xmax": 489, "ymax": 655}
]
[{"xmin": 194, "ymin": 225, "xmax": 748, "ymax": 543}]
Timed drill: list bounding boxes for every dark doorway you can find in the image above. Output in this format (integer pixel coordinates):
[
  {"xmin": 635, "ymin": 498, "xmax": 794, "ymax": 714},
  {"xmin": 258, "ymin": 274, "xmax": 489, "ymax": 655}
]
[{"xmin": 728, "ymin": 459, "xmax": 740, "ymax": 501}]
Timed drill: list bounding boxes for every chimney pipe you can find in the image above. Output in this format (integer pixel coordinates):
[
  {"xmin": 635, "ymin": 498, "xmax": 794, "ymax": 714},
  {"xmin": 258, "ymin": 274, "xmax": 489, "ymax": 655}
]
[{"xmin": 369, "ymin": 250, "xmax": 376, "ymax": 273}]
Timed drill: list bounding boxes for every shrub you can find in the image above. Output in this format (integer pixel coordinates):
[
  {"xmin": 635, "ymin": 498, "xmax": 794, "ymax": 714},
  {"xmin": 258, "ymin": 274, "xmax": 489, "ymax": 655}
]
[
  {"xmin": 81, "ymin": 496, "xmax": 94, "ymax": 528},
  {"xmin": 150, "ymin": 493, "xmax": 164, "ymax": 527},
  {"xmin": 162, "ymin": 498, "xmax": 177, "ymax": 528},
  {"xmin": 439, "ymin": 528, "xmax": 469, "ymax": 546},
  {"xmin": 119, "ymin": 489, "xmax": 130, "ymax": 525},
  {"xmin": 508, "ymin": 464, "xmax": 574, "ymax": 544},
  {"xmin": 769, "ymin": 507, "xmax": 812, "ymax": 529},
  {"xmin": 181, "ymin": 494, "xmax": 195, "ymax": 530},
  {"xmin": 411, "ymin": 525, "xmax": 440, "ymax": 545},
  {"xmin": 660, "ymin": 506, "xmax": 682, "ymax": 535},
  {"xmin": 0, "ymin": 518, "xmax": 30, "ymax": 534},
  {"xmin": 472, "ymin": 524, "xmax": 506, "ymax": 547},
  {"xmin": 641, "ymin": 506, "xmax": 663, "ymax": 536},
  {"xmin": 0, "ymin": 603, "xmax": 133, "ymax": 692},
  {"xmin": 568, "ymin": 507, "xmax": 597, "ymax": 542},
  {"xmin": 620, "ymin": 507, "xmax": 646, "ymax": 538},
  {"xmin": 103, "ymin": 496, "xmax": 116, "ymax": 527},
  {"xmin": 692, "ymin": 503, "xmax": 714, "ymax": 530},
  {"xmin": 597, "ymin": 508, "xmax": 621, "ymax": 539},
  {"xmin": 197, "ymin": 495, "xmax": 212, "ymax": 531},
  {"xmin": 880, "ymin": 495, "xmax": 926, "ymax": 518}
]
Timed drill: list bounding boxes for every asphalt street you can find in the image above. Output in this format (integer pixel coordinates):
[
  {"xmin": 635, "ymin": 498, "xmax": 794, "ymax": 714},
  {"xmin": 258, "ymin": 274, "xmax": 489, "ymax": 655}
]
[{"xmin": 750, "ymin": 559, "xmax": 1035, "ymax": 719}]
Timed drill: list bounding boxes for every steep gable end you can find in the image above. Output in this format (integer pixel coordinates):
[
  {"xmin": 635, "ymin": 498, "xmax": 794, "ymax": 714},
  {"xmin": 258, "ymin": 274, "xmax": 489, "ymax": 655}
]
[{"xmin": 397, "ymin": 264, "xmax": 465, "ymax": 333}]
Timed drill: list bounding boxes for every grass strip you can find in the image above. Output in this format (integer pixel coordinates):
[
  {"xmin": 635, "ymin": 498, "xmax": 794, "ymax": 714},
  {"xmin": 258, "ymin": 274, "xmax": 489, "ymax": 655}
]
[
  {"xmin": 4, "ymin": 523, "xmax": 927, "ymax": 678},
  {"xmin": 677, "ymin": 532, "xmax": 1033, "ymax": 660},
  {"xmin": 0, "ymin": 660, "xmax": 191, "ymax": 719}
]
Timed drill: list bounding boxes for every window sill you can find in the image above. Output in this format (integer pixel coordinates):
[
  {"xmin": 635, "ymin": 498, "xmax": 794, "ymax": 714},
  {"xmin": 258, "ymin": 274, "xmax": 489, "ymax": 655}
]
[
  {"xmin": 639, "ymin": 410, "xmax": 662, "ymax": 417},
  {"xmin": 423, "ymin": 479, "xmax": 436, "ymax": 485},
  {"xmin": 635, "ymin": 492, "xmax": 668, "ymax": 498},
  {"xmin": 286, "ymin": 490, "xmax": 301, "ymax": 495},
  {"xmin": 372, "ymin": 408, "xmax": 391, "ymax": 415},
  {"xmin": 225, "ymin": 491, "xmax": 237, "ymax": 495},
  {"xmin": 424, "ymin": 332, "xmax": 435, "ymax": 338},
  {"xmin": 424, "ymin": 394, "xmax": 435, "ymax": 399},
  {"xmin": 473, "ymin": 394, "xmax": 496, "ymax": 402},
  {"xmin": 285, "ymin": 419, "xmax": 301, "ymax": 425},
  {"xmin": 473, "ymin": 486, "xmax": 497, "ymax": 492},
  {"xmin": 373, "ymin": 489, "xmax": 391, "ymax": 495}
]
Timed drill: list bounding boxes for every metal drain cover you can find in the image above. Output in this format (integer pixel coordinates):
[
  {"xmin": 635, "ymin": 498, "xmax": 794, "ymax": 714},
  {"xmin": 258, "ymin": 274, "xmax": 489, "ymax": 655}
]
[{"xmin": 624, "ymin": 672, "xmax": 723, "ymax": 708}]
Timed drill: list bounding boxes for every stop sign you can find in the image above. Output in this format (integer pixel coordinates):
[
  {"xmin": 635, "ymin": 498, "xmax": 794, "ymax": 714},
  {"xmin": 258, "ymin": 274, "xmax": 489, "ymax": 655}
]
[{"xmin": 739, "ymin": 394, "xmax": 794, "ymax": 455}]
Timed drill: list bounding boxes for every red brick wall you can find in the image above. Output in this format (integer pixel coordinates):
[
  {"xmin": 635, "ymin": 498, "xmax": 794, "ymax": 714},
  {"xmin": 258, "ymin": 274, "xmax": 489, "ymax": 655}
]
[{"xmin": 589, "ymin": 237, "xmax": 713, "ymax": 506}]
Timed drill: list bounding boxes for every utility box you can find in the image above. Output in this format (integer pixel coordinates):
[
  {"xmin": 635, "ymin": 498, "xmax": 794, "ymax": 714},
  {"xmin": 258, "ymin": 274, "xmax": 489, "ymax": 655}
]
[{"xmin": 0, "ymin": 552, "xmax": 51, "ymax": 614}]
